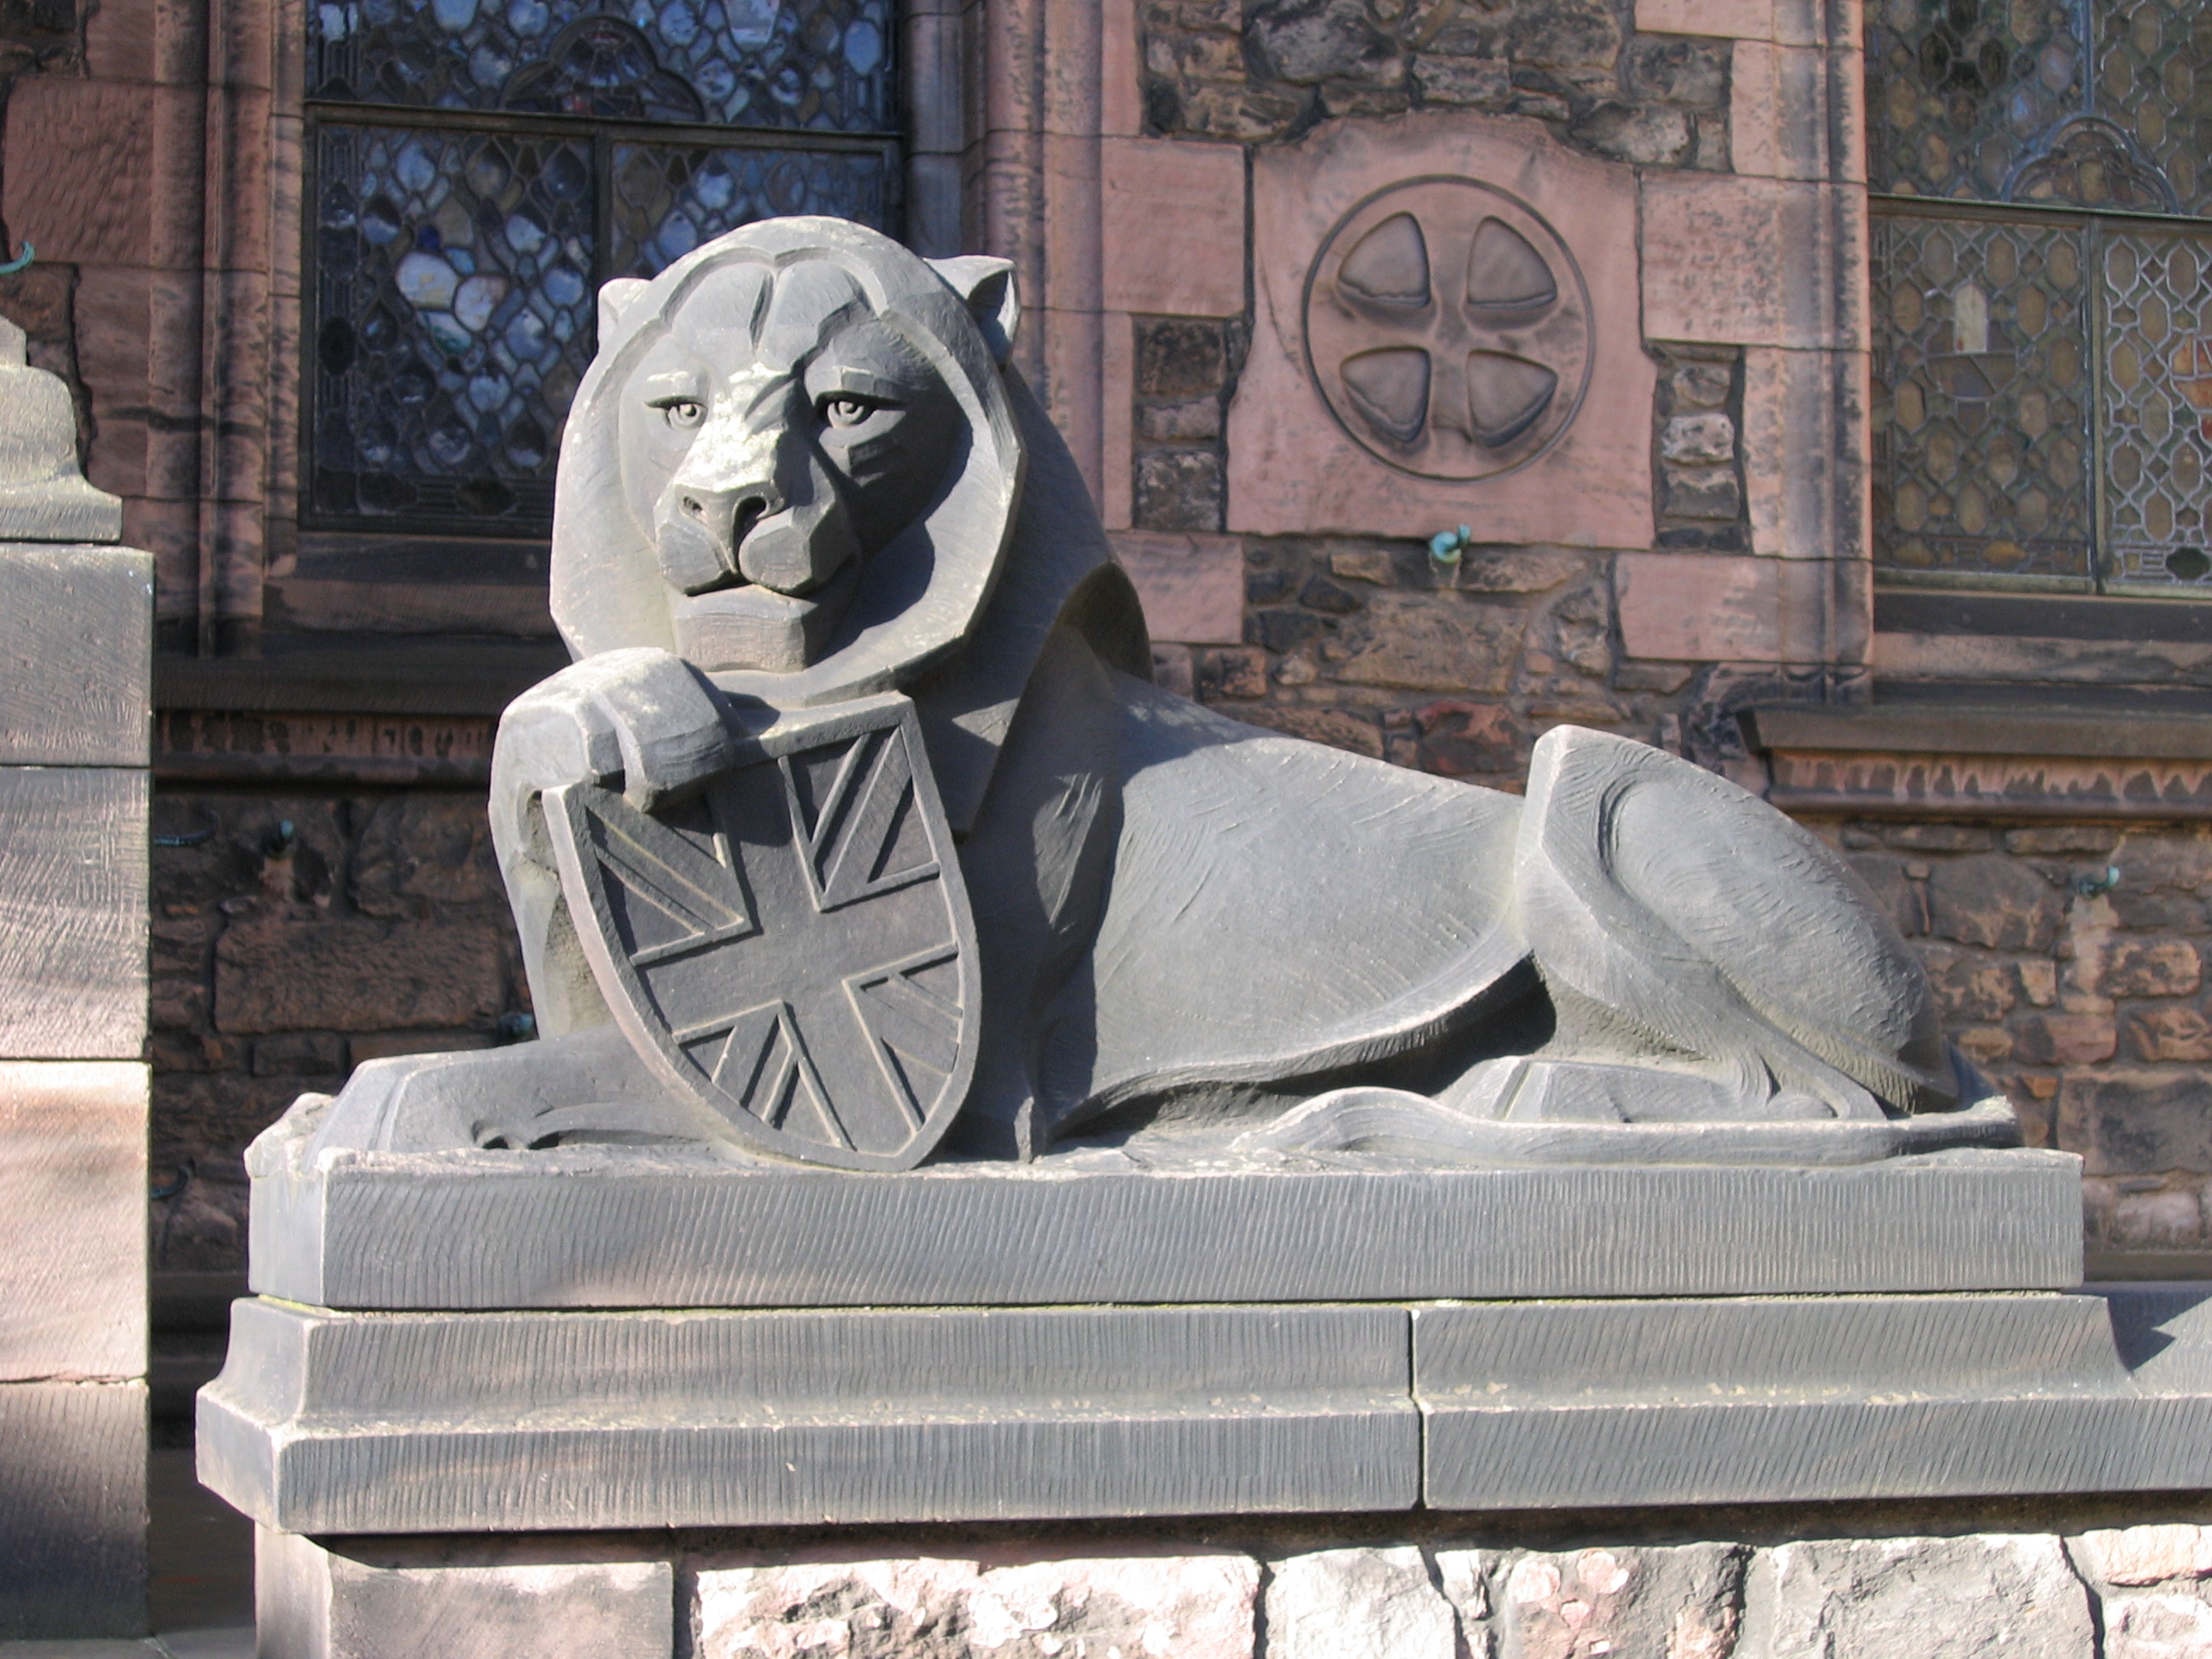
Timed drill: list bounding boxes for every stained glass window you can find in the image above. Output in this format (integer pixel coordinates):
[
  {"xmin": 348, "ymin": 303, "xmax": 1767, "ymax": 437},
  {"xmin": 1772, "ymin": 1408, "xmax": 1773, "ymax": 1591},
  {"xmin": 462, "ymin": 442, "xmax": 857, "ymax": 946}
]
[
  {"xmin": 1867, "ymin": 0, "xmax": 2212, "ymax": 593},
  {"xmin": 306, "ymin": 0, "xmax": 899, "ymax": 535}
]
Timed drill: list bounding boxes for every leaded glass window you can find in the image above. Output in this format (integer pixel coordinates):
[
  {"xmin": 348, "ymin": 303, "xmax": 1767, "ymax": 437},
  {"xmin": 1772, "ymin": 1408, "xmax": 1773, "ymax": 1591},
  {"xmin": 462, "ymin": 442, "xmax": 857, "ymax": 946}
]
[
  {"xmin": 1868, "ymin": 0, "xmax": 2212, "ymax": 591},
  {"xmin": 306, "ymin": 0, "xmax": 899, "ymax": 535}
]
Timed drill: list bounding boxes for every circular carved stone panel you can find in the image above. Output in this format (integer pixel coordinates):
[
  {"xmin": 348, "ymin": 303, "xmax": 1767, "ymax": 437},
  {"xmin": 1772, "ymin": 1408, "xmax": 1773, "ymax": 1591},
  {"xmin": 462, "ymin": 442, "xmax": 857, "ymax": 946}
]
[{"xmin": 1303, "ymin": 178, "xmax": 1594, "ymax": 481}]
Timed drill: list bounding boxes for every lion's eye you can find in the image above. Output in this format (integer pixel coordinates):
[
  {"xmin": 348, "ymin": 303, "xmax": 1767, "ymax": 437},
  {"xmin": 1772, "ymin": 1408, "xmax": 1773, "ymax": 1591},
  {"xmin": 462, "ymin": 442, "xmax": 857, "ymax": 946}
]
[
  {"xmin": 658, "ymin": 399, "xmax": 705, "ymax": 430},
  {"xmin": 821, "ymin": 395, "xmax": 875, "ymax": 428}
]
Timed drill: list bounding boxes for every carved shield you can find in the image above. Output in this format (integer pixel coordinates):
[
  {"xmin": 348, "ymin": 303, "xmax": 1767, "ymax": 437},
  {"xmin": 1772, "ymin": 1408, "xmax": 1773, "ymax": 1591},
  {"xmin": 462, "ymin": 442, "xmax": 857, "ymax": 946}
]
[{"xmin": 542, "ymin": 692, "xmax": 977, "ymax": 1171}]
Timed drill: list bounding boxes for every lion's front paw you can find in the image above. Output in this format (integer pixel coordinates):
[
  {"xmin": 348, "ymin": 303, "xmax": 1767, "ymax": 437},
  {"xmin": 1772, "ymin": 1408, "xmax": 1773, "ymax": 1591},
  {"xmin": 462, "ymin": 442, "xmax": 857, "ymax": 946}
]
[{"xmin": 495, "ymin": 646, "xmax": 736, "ymax": 814}]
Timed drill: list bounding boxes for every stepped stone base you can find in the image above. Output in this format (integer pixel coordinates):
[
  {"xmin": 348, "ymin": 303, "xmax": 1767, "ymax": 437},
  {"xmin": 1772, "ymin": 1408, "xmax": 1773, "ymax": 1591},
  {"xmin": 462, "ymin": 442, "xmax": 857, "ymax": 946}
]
[
  {"xmin": 211, "ymin": 1139, "xmax": 2212, "ymax": 1657},
  {"xmin": 202, "ymin": 1284, "xmax": 2212, "ymax": 1534}
]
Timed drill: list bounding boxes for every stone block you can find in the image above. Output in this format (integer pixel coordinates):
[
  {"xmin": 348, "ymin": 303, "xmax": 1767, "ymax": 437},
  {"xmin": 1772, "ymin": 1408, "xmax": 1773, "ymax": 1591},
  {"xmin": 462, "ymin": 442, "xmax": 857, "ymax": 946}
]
[
  {"xmin": 1742, "ymin": 346, "xmax": 1863, "ymax": 560},
  {"xmin": 0, "ymin": 767, "xmax": 148, "ymax": 1059},
  {"xmin": 1330, "ymin": 592, "xmax": 1525, "ymax": 692},
  {"xmin": 1643, "ymin": 174, "xmax": 1860, "ymax": 349},
  {"xmin": 1664, "ymin": 463, "xmax": 1743, "ymax": 519},
  {"xmin": 1616, "ymin": 553, "xmax": 1781, "ymax": 662},
  {"xmin": 1103, "ymin": 312, "xmax": 1133, "ymax": 529},
  {"xmin": 213, "ymin": 911, "xmax": 506, "ymax": 1033},
  {"xmin": 697, "ymin": 1551, "xmax": 1258, "ymax": 1659},
  {"xmin": 2132, "ymin": 1009, "xmax": 2212, "ymax": 1063},
  {"xmin": 1135, "ymin": 318, "xmax": 1226, "ymax": 396},
  {"xmin": 349, "ymin": 795, "xmax": 502, "ymax": 918},
  {"xmin": 1662, "ymin": 412, "xmax": 1736, "ymax": 464},
  {"xmin": 1, "ymin": 80, "xmax": 154, "ymax": 268},
  {"xmin": 1265, "ymin": 1548, "xmax": 1457, "ymax": 1659},
  {"xmin": 1914, "ymin": 943, "xmax": 2017, "ymax": 1024},
  {"xmin": 2014, "ymin": 1012, "xmax": 2117, "ymax": 1067},
  {"xmin": 83, "ymin": 0, "xmax": 157, "ymax": 80},
  {"xmin": 1739, "ymin": 1536, "xmax": 2093, "ymax": 1659},
  {"xmin": 1414, "ymin": 699, "xmax": 1519, "ymax": 775},
  {"xmin": 1925, "ymin": 855, "xmax": 2067, "ymax": 951},
  {"xmin": 1492, "ymin": 1545, "xmax": 1747, "ymax": 1659},
  {"xmin": 247, "ymin": 1129, "xmax": 2085, "ymax": 1311},
  {"xmin": 1730, "ymin": 41, "xmax": 1833, "ymax": 181},
  {"xmin": 0, "ymin": 1379, "xmax": 147, "ymax": 1639},
  {"xmin": 257, "ymin": 1530, "xmax": 673, "ymax": 1659},
  {"xmin": 2097, "ymin": 1185, "xmax": 2205, "ymax": 1251},
  {"xmin": 2103, "ymin": 1592, "xmax": 2212, "ymax": 1659},
  {"xmin": 200, "ymin": 1301, "xmax": 1417, "ymax": 1532},
  {"xmin": 1226, "ymin": 704, "xmax": 1384, "ymax": 758},
  {"xmin": 2058, "ymin": 1071, "xmax": 2212, "ymax": 1176},
  {"xmin": 1102, "ymin": 139, "xmax": 1246, "ymax": 317},
  {"xmin": 2102, "ymin": 940, "xmax": 2203, "ymax": 999},
  {"xmin": 1229, "ymin": 113, "xmax": 1655, "ymax": 547},
  {"xmin": 1134, "ymin": 449, "xmax": 1223, "ymax": 531},
  {"xmin": 0, "ymin": 1062, "xmax": 147, "ymax": 1380},
  {"xmin": 1414, "ymin": 1294, "xmax": 2212, "ymax": 1508},
  {"xmin": 1635, "ymin": 0, "xmax": 1773, "ymax": 37},
  {"xmin": 0, "ymin": 545, "xmax": 152, "ymax": 764},
  {"xmin": 2081, "ymin": 1526, "xmax": 2212, "ymax": 1586}
]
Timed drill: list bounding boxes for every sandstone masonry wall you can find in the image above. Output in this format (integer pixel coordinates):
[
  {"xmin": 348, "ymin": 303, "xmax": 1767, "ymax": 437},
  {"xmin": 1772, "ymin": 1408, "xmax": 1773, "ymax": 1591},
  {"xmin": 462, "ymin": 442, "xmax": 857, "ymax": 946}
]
[
  {"xmin": 149, "ymin": 788, "xmax": 532, "ymax": 1272},
  {"xmin": 276, "ymin": 1511, "xmax": 2212, "ymax": 1658}
]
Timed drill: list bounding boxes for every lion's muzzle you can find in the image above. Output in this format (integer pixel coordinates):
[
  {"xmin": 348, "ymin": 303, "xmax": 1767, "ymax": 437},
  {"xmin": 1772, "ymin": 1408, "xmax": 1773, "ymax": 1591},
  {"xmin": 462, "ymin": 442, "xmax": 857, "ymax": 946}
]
[{"xmin": 652, "ymin": 389, "xmax": 864, "ymax": 673}]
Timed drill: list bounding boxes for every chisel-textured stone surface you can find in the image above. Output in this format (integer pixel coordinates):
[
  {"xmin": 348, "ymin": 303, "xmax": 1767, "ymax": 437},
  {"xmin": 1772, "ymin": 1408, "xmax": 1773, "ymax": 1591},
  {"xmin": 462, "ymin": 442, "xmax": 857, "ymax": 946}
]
[
  {"xmin": 247, "ymin": 1135, "xmax": 2084, "ymax": 1308},
  {"xmin": 0, "ymin": 544, "xmax": 150, "ymax": 765},
  {"xmin": 0, "ymin": 1381, "xmax": 147, "ymax": 1639},
  {"xmin": 0, "ymin": 1062, "xmax": 147, "ymax": 1379},
  {"xmin": 198, "ymin": 1300, "xmax": 1416, "ymax": 1532},
  {"xmin": 200, "ymin": 1287, "xmax": 2212, "ymax": 1535},
  {"xmin": 257, "ymin": 1529, "xmax": 673, "ymax": 1659},
  {"xmin": 1418, "ymin": 1288, "xmax": 2212, "ymax": 1507},
  {"xmin": 0, "ymin": 766, "xmax": 148, "ymax": 1059}
]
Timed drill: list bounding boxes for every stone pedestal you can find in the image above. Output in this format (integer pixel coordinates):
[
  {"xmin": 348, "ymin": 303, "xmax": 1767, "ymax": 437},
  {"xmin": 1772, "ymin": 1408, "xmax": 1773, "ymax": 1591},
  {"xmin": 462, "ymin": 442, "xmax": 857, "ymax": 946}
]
[
  {"xmin": 0, "ymin": 322, "xmax": 154, "ymax": 1638},
  {"xmin": 199, "ymin": 1107, "xmax": 2212, "ymax": 1655}
]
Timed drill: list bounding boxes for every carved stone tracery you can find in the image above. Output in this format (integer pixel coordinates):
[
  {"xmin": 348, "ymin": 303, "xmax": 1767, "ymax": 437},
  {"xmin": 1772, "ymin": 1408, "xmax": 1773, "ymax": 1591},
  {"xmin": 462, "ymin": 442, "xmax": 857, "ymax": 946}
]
[{"xmin": 1303, "ymin": 177, "xmax": 1592, "ymax": 482}]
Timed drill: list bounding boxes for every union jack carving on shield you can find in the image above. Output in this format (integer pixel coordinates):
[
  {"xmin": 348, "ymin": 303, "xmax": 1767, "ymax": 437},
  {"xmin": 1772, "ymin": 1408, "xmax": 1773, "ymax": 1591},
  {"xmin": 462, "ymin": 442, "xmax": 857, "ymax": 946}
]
[{"xmin": 542, "ymin": 692, "xmax": 977, "ymax": 1171}]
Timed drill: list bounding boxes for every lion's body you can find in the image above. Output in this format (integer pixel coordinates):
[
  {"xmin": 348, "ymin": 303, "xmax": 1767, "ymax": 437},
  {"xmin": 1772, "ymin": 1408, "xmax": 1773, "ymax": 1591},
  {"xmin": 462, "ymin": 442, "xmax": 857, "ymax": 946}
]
[{"xmin": 294, "ymin": 217, "xmax": 1964, "ymax": 1168}]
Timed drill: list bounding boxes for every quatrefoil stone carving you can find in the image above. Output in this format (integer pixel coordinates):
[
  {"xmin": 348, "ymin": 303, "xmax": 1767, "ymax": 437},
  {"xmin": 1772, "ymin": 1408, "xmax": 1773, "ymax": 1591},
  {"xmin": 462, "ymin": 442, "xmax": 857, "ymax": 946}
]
[{"xmin": 1303, "ymin": 178, "xmax": 1594, "ymax": 480}]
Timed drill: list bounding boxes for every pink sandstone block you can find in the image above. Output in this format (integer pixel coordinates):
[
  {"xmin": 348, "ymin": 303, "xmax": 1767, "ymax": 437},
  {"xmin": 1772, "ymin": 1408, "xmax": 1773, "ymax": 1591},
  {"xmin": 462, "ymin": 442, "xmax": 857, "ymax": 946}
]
[
  {"xmin": 1635, "ymin": 0, "xmax": 1773, "ymax": 37},
  {"xmin": 83, "ymin": 0, "xmax": 157, "ymax": 81},
  {"xmin": 1616, "ymin": 551, "xmax": 1781, "ymax": 662},
  {"xmin": 1102, "ymin": 0, "xmax": 1144, "ymax": 137},
  {"xmin": 2079, "ymin": 1526, "xmax": 2212, "ymax": 1586},
  {"xmin": 1103, "ymin": 138, "xmax": 1247, "ymax": 317},
  {"xmin": 1642, "ymin": 173, "xmax": 1862, "ymax": 349},
  {"xmin": 3, "ymin": 79, "xmax": 154, "ymax": 268},
  {"xmin": 1228, "ymin": 112, "xmax": 1654, "ymax": 547},
  {"xmin": 1113, "ymin": 531, "xmax": 1245, "ymax": 643},
  {"xmin": 0, "ymin": 1062, "xmax": 147, "ymax": 1382},
  {"xmin": 1103, "ymin": 312, "xmax": 1134, "ymax": 529}
]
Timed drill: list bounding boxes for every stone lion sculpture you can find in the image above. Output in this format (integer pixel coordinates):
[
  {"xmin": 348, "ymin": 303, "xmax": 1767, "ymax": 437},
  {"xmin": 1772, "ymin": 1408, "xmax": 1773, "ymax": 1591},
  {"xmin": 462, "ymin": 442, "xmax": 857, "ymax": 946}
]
[{"xmin": 299, "ymin": 218, "xmax": 2010, "ymax": 1172}]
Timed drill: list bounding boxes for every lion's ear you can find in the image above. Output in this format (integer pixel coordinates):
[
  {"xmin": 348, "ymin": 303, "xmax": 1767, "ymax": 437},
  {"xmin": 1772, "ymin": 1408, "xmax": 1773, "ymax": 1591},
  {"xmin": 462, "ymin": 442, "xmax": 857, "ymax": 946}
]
[
  {"xmin": 597, "ymin": 277, "xmax": 650, "ymax": 343},
  {"xmin": 928, "ymin": 255, "xmax": 1020, "ymax": 364}
]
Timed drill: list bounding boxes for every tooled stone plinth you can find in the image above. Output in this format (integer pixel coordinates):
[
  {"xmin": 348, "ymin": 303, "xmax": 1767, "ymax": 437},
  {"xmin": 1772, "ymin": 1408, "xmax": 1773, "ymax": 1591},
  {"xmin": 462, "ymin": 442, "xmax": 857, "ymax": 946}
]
[{"xmin": 199, "ymin": 1100, "xmax": 2212, "ymax": 1538}]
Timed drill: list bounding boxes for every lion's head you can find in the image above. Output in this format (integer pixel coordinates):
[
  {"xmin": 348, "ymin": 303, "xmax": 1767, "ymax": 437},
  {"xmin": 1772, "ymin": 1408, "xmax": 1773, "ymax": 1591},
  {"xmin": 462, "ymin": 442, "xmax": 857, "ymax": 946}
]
[{"xmin": 551, "ymin": 218, "xmax": 1026, "ymax": 707}]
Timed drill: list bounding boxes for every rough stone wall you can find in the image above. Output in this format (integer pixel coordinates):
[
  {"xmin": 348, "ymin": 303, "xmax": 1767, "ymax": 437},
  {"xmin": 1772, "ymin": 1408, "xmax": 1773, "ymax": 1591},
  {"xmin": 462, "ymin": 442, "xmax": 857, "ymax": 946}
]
[
  {"xmin": 1139, "ymin": 0, "xmax": 1732, "ymax": 167},
  {"xmin": 297, "ymin": 1514, "xmax": 2212, "ymax": 1658},
  {"xmin": 148, "ymin": 789, "xmax": 532, "ymax": 1272},
  {"xmin": 1826, "ymin": 817, "xmax": 2212, "ymax": 1269}
]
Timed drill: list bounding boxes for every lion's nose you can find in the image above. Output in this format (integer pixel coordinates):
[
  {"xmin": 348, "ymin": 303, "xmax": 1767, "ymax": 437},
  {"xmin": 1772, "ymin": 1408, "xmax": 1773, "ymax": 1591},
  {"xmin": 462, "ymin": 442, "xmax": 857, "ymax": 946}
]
[{"xmin": 678, "ymin": 483, "xmax": 779, "ymax": 556}]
